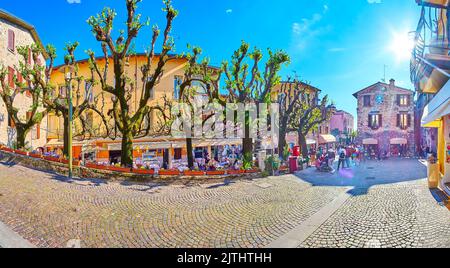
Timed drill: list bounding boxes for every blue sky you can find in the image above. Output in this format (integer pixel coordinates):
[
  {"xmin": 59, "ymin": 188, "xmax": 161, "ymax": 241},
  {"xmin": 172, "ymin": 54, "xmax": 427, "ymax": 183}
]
[{"xmin": 2, "ymin": 0, "xmax": 421, "ymax": 119}]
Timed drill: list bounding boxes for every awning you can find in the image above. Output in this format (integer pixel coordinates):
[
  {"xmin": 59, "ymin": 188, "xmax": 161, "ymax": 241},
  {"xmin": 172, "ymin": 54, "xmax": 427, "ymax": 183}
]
[
  {"xmin": 107, "ymin": 139, "xmax": 243, "ymax": 151},
  {"xmin": 390, "ymin": 138, "xmax": 408, "ymax": 145},
  {"xmin": 318, "ymin": 134, "xmax": 337, "ymax": 144},
  {"xmin": 363, "ymin": 138, "xmax": 378, "ymax": 145},
  {"xmin": 306, "ymin": 139, "xmax": 316, "ymax": 145},
  {"xmin": 421, "ymin": 79, "xmax": 450, "ymax": 127}
]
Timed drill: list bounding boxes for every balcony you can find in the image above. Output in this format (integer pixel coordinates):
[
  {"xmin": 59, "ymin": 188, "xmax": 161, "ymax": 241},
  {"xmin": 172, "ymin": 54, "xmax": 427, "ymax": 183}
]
[{"xmin": 411, "ymin": 1, "xmax": 450, "ymax": 94}]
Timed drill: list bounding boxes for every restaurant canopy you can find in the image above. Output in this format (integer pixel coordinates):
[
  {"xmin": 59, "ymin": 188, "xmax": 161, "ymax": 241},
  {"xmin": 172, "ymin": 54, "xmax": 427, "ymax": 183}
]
[
  {"xmin": 318, "ymin": 134, "xmax": 337, "ymax": 144},
  {"xmin": 362, "ymin": 138, "xmax": 378, "ymax": 145}
]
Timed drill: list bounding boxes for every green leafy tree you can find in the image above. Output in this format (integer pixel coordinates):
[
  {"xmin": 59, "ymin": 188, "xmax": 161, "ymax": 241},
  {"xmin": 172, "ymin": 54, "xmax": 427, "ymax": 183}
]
[
  {"xmin": 289, "ymin": 92, "xmax": 332, "ymax": 158},
  {"xmin": 0, "ymin": 44, "xmax": 54, "ymax": 150},
  {"xmin": 222, "ymin": 41, "xmax": 290, "ymax": 168},
  {"xmin": 86, "ymin": 0, "xmax": 178, "ymax": 167}
]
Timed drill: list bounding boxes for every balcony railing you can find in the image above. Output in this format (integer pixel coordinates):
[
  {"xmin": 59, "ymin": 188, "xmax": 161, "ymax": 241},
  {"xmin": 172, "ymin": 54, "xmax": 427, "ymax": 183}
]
[{"xmin": 410, "ymin": 3, "xmax": 450, "ymax": 91}]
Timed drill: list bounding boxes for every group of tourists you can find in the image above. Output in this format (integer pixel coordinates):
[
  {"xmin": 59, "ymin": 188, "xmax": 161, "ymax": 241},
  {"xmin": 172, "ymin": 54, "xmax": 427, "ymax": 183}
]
[{"xmin": 314, "ymin": 144, "xmax": 365, "ymax": 173}]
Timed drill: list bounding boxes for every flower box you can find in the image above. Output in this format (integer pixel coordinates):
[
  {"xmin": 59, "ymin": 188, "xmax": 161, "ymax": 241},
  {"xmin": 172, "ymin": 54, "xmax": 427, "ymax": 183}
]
[
  {"xmin": 1, "ymin": 147, "xmax": 13, "ymax": 152},
  {"xmin": 29, "ymin": 153, "xmax": 42, "ymax": 159},
  {"xmin": 206, "ymin": 170, "xmax": 226, "ymax": 176},
  {"xmin": 44, "ymin": 156, "xmax": 60, "ymax": 163},
  {"xmin": 85, "ymin": 163, "xmax": 107, "ymax": 170},
  {"xmin": 132, "ymin": 169, "xmax": 155, "ymax": 175},
  {"xmin": 14, "ymin": 150, "xmax": 28, "ymax": 156},
  {"xmin": 158, "ymin": 170, "xmax": 181, "ymax": 176},
  {"xmin": 107, "ymin": 166, "xmax": 132, "ymax": 173},
  {"xmin": 184, "ymin": 170, "xmax": 206, "ymax": 176},
  {"xmin": 226, "ymin": 170, "xmax": 245, "ymax": 175},
  {"xmin": 245, "ymin": 169, "xmax": 260, "ymax": 174}
]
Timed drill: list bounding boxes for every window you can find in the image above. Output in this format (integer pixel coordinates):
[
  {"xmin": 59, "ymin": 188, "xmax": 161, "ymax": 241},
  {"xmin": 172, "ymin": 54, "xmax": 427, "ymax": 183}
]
[
  {"xmin": 174, "ymin": 75, "xmax": 183, "ymax": 100},
  {"xmin": 7, "ymin": 30, "xmax": 15, "ymax": 52},
  {"xmin": 8, "ymin": 67, "xmax": 15, "ymax": 88},
  {"xmin": 174, "ymin": 148, "xmax": 182, "ymax": 160},
  {"xmin": 397, "ymin": 113, "xmax": 411, "ymax": 130},
  {"xmin": 368, "ymin": 114, "xmax": 382, "ymax": 130},
  {"xmin": 363, "ymin": 95, "xmax": 371, "ymax": 107},
  {"xmin": 85, "ymin": 81, "xmax": 94, "ymax": 103},
  {"xmin": 397, "ymin": 95, "xmax": 410, "ymax": 107}
]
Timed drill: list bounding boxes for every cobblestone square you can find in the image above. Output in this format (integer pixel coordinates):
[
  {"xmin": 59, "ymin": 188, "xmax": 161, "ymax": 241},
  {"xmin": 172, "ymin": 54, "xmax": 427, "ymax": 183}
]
[{"xmin": 0, "ymin": 159, "xmax": 448, "ymax": 248}]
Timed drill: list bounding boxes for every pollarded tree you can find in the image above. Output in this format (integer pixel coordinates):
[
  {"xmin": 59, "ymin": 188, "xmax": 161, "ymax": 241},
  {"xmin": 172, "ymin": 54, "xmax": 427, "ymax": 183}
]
[
  {"xmin": 86, "ymin": 0, "xmax": 178, "ymax": 167},
  {"xmin": 40, "ymin": 42, "xmax": 110, "ymax": 157},
  {"xmin": 277, "ymin": 77, "xmax": 302, "ymax": 160},
  {"xmin": 0, "ymin": 44, "xmax": 55, "ymax": 149},
  {"xmin": 223, "ymin": 41, "xmax": 290, "ymax": 168},
  {"xmin": 288, "ymin": 93, "xmax": 332, "ymax": 158}
]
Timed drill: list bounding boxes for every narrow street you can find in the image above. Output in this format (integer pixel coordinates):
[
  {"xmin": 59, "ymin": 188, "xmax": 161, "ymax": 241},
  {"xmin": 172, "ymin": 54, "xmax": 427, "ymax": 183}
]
[{"xmin": 0, "ymin": 159, "xmax": 448, "ymax": 248}]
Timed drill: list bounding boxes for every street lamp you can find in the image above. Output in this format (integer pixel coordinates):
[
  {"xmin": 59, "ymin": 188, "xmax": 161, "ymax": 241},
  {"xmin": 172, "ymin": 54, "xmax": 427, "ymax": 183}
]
[{"xmin": 59, "ymin": 65, "xmax": 76, "ymax": 180}]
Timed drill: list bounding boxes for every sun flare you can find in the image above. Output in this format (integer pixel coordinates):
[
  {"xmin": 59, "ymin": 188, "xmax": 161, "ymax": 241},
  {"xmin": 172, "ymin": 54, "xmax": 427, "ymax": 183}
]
[{"xmin": 389, "ymin": 32, "xmax": 415, "ymax": 62}]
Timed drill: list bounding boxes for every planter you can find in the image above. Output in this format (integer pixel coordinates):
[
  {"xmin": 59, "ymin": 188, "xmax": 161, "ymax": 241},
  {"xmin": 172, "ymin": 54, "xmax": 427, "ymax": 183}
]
[
  {"xmin": 44, "ymin": 156, "xmax": 60, "ymax": 163},
  {"xmin": 85, "ymin": 163, "xmax": 107, "ymax": 170},
  {"xmin": 245, "ymin": 169, "xmax": 260, "ymax": 174},
  {"xmin": 158, "ymin": 170, "xmax": 181, "ymax": 176},
  {"xmin": 427, "ymin": 163, "xmax": 440, "ymax": 189},
  {"xmin": 226, "ymin": 170, "xmax": 245, "ymax": 175},
  {"xmin": 107, "ymin": 166, "xmax": 132, "ymax": 173},
  {"xmin": 206, "ymin": 170, "xmax": 226, "ymax": 176},
  {"xmin": 184, "ymin": 170, "xmax": 206, "ymax": 176},
  {"xmin": 132, "ymin": 169, "xmax": 155, "ymax": 175},
  {"xmin": 29, "ymin": 153, "xmax": 42, "ymax": 159},
  {"xmin": 14, "ymin": 150, "xmax": 28, "ymax": 156},
  {"xmin": 1, "ymin": 147, "xmax": 13, "ymax": 152}
]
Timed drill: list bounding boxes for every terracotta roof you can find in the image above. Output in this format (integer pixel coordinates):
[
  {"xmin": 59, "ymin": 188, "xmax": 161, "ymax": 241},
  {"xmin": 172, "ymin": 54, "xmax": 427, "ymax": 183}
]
[
  {"xmin": 279, "ymin": 81, "xmax": 322, "ymax": 92},
  {"xmin": 0, "ymin": 9, "xmax": 48, "ymax": 59},
  {"xmin": 352, "ymin": 81, "xmax": 414, "ymax": 98}
]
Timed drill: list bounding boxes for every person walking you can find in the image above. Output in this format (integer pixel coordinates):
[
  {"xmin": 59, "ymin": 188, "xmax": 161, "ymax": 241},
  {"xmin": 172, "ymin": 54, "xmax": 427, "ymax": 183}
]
[{"xmin": 337, "ymin": 147, "xmax": 346, "ymax": 171}]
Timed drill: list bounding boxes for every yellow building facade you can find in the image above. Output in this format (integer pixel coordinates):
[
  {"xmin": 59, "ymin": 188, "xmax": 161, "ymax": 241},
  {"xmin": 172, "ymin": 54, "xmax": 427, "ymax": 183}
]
[{"xmin": 411, "ymin": 0, "xmax": 450, "ymax": 195}]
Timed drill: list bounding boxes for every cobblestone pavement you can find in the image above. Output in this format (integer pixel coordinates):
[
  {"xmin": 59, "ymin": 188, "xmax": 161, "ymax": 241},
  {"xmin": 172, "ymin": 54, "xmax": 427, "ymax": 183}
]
[
  {"xmin": 298, "ymin": 159, "xmax": 450, "ymax": 248},
  {"xmin": 0, "ymin": 162, "xmax": 344, "ymax": 248},
  {"xmin": 0, "ymin": 159, "xmax": 448, "ymax": 248}
]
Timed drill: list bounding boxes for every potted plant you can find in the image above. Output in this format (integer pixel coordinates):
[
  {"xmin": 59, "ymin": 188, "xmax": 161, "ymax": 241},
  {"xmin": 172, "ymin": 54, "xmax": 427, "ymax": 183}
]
[
  {"xmin": 227, "ymin": 169, "xmax": 245, "ymax": 175},
  {"xmin": 184, "ymin": 170, "xmax": 206, "ymax": 176},
  {"xmin": 132, "ymin": 168, "xmax": 155, "ymax": 175},
  {"xmin": 14, "ymin": 150, "xmax": 28, "ymax": 156},
  {"xmin": 44, "ymin": 156, "xmax": 60, "ymax": 162},
  {"xmin": 158, "ymin": 169, "xmax": 181, "ymax": 176},
  {"xmin": 206, "ymin": 170, "xmax": 226, "ymax": 176}
]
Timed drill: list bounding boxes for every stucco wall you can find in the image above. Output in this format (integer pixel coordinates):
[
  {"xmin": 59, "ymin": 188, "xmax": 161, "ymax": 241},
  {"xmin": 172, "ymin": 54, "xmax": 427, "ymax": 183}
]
[{"xmin": 0, "ymin": 18, "xmax": 48, "ymax": 149}]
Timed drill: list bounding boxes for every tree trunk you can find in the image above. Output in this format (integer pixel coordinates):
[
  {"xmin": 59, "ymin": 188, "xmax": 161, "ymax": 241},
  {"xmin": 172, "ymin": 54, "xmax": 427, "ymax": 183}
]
[
  {"xmin": 16, "ymin": 126, "xmax": 27, "ymax": 150},
  {"xmin": 278, "ymin": 120, "xmax": 288, "ymax": 159},
  {"xmin": 63, "ymin": 115, "xmax": 69, "ymax": 158},
  {"xmin": 298, "ymin": 131, "xmax": 308, "ymax": 158},
  {"xmin": 242, "ymin": 111, "xmax": 253, "ymax": 169},
  {"xmin": 186, "ymin": 137, "xmax": 194, "ymax": 169},
  {"xmin": 121, "ymin": 129, "xmax": 134, "ymax": 168}
]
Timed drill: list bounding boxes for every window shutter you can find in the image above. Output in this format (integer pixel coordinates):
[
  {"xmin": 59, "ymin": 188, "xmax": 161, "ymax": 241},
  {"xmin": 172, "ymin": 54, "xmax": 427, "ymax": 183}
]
[
  {"xmin": 368, "ymin": 115, "xmax": 372, "ymax": 128},
  {"xmin": 28, "ymin": 48, "xmax": 32, "ymax": 65},
  {"xmin": 8, "ymin": 67, "xmax": 15, "ymax": 88},
  {"xmin": 397, "ymin": 114, "xmax": 400, "ymax": 127},
  {"xmin": 407, "ymin": 114, "xmax": 411, "ymax": 128},
  {"xmin": 8, "ymin": 115, "xmax": 15, "ymax": 129},
  {"xmin": 379, "ymin": 115, "xmax": 383, "ymax": 128},
  {"xmin": 7, "ymin": 30, "xmax": 15, "ymax": 51},
  {"xmin": 36, "ymin": 123, "xmax": 40, "ymax": 140},
  {"xmin": 407, "ymin": 95, "xmax": 411, "ymax": 106}
]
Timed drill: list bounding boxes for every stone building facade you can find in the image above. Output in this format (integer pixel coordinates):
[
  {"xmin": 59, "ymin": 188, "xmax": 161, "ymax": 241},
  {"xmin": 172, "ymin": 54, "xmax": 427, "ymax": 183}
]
[
  {"xmin": 330, "ymin": 109, "xmax": 355, "ymax": 144},
  {"xmin": 353, "ymin": 79, "xmax": 415, "ymax": 156},
  {"xmin": 0, "ymin": 10, "xmax": 48, "ymax": 149}
]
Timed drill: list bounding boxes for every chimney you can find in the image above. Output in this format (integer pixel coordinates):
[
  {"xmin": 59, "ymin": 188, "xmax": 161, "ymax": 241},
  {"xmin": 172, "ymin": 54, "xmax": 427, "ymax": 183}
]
[{"xmin": 389, "ymin": 79, "xmax": 395, "ymax": 87}]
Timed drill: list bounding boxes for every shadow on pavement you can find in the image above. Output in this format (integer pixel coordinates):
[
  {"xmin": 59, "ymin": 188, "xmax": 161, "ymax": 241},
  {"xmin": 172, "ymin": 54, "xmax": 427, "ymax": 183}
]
[{"xmin": 295, "ymin": 159, "xmax": 427, "ymax": 196}]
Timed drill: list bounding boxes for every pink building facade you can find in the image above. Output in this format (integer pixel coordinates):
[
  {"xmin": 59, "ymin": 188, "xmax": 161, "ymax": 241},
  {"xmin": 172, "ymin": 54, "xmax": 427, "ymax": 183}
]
[{"xmin": 330, "ymin": 110, "xmax": 355, "ymax": 145}]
